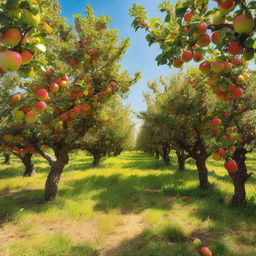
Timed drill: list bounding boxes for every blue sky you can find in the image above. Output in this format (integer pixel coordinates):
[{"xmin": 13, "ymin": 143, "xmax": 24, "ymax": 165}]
[{"xmin": 59, "ymin": 0, "xmax": 174, "ymax": 126}]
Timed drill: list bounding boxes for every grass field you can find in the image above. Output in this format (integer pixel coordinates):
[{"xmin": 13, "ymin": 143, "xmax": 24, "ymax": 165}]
[{"xmin": 0, "ymin": 151, "xmax": 256, "ymax": 256}]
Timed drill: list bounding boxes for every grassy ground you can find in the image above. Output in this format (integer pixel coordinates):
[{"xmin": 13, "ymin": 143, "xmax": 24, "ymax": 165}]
[{"xmin": 0, "ymin": 151, "xmax": 256, "ymax": 256}]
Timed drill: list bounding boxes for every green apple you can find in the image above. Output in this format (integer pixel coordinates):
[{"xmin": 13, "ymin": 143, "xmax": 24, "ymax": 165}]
[{"xmin": 23, "ymin": 10, "xmax": 41, "ymax": 27}]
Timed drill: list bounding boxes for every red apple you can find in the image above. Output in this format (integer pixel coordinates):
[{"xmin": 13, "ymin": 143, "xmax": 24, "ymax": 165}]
[
  {"xmin": 199, "ymin": 62, "xmax": 211, "ymax": 73},
  {"xmin": 34, "ymin": 101, "xmax": 47, "ymax": 111},
  {"xmin": 0, "ymin": 51, "xmax": 22, "ymax": 71},
  {"xmin": 20, "ymin": 50, "xmax": 33, "ymax": 65},
  {"xmin": 110, "ymin": 81, "xmax": 117, "ymax": 89},
  {"xmin": 61, "ymin": 74, "xmax": 69, "ymax": 81},
  {"xmin": 228, "ymin": 42, "xmax": 243, "ymax": 55},
  {"xmin": 22, "ymin": 106, "xmax": 30, "ymax": 113},
  {"xmin": 49, "ymin": 83, "xmax": 59, "ymax": 92},
  {"xmin": 227, "ymin": 84, "xmax": 235, "ymax": 92},
  {"xmin": 224, "ymin": 159, "xmax": 238, "ymax": 172},
  {"xmin": 36, "ymin": 88, "xmax": 49, "ymax": 101},
  {"xmin": 73, "ymin": 106, "xmax": 81, "ymax": 113},
  {"xmin": 233, "ymin": 14, "xmax": 254, "ymax": 34},
  {"xmin": 197, "ymin": 34, "xmax": 211, "ymax": 47},
  {"xmin": 12, "ymin": 94, "xmax": 21, "ymax": 102},
  {"xmin": 173, "ymin": 59, "xmax": 183, "ymax": 68},
  {"xmin": 210, "ymin": 117, "xmax": 222, "ymax": 126},
  {"xmin": 200, "ymin": 246, "xmax": 213, "ymax": 256},
  {"xmin": 230, "ymin": 57, "xmax": 242, "ymax": 66},
  {"xmin": 2, "ymin": 28, "xmax": 22, "ymax": 47},
  {"xmin": 232, "ymin": 87, "xmax": 243, "ymax": 99},
  {"xmin": 223, "ymin": 60, "xmax": 232, "ymax": 72},
  {"xmin": 193, "ymin": 52, "xmax": 203, "ymax": 62},
  {"xmin": 197, "ymin": 22, "xmax": 208, "ymax": 35},
  {"xmin": 218, "ymin": 148, "xmax": 226, "ymax": 157},
  {"xmin": 217, "ymin": 0, "xmax": 234, "ymax": 10},
  {"xmin": 211, "ymin": 31, "xmax": 222, "ymax": 44},
  {"xmin": 181, "ymin": 50, "xmax": 193, "ymax": 62},
  {"xmin": 58, "ymin": 80, "xmax": 69, "ymax": 88},
  {"xmin": 184, "ymin": 12, "xmax": 193, "ymax": 23},
  {"xmin": 25, "ymin": 111, "xmax": 37, "ymax": 123},
  {"xmin": 60, "ymin": 113, "xmax": 68, "ymax": 121}
]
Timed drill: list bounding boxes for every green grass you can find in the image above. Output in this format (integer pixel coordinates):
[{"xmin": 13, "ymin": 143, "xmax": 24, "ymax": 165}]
[{"xmin": 0, "ymin": 151, "xmax": 256, "ymax": 256}]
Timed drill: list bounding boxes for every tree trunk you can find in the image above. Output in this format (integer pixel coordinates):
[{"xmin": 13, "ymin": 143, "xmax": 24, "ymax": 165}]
[
  {"xmin": 176, "ymin": 150, "xmax": 188, "ymax": 170},
  {"xmin": 162, "ymin": 144, "xmax": 170, "ymax": 165},
  {"xmin": 3, "ymin": 153, "xmax": 10, "ymax": 164},
  {"xmin": 92, "ymin": 153, "xmax": 101, "ymax": 167},
  {"xmin": 155, "ymin": 151, "xmax": 160, "ymax": 160},
  {"xmin": 229, "ymin": 148, "xmax": 250, "ymax": 205},
  {"xmin": 195, "ymin": 156, "xmax": 210, "ymax": 189},
  {"xmin": 44, "ymin": 151, "xmax": 69, "ymax": 201},
  {"xmin": 22, "ymin": 153, "xmax": 35, "ymax": 177}
]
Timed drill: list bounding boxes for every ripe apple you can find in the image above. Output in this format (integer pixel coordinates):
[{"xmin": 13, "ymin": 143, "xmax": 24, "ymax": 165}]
[
  {"xmin": 199, "ymin": 62, "xmax": 211, "ymax": 73},
  {"xmin": 233, "ymin": 14, "xmax": 254, "ymax": 34},
  {"xmin": 3, "ymin": 28, "xmax": 21, "ymax": 47},
  {"xmin": 80, "ymin": 104, "xmax": 90, "ymax": 111},
  {"xmin": 20, "ymin": 50, "xmax": 33, "ymax": 65},
  {"xmin": 181, "ymin": 50, "xmax": 193, "ymax": 62},
  {"xmin": 227, "ymin": 84, "xmax": 235, "ymax": 92},
  {"xmin": 12, "ymin": 94, "xmax": 21, "ymax": 102},
  {"xmin": 34, "ymin": 101, "xmax": 47, "ymax": 111},
  {"xmin": 218, "ymin": 148, "xmax": 226, "ymax": 157},
  {"xmin": 14, "ymin": 110, "xmax": 25, "ymax": 121},
  {"xmin": 58, "ymin": 80, "xmax": 68, "ymax": 89},
  {"xmin": 236, "ymin": 75, "xmax": 244, "ymax": 84},
  {"xmin": 69, "ymin": 111, "xmax": 76, "ymax": 119},
  {"xmin": 212, "ymin": 153, "xmax": 221, "ymax": 161},
  {"xmin": 73, "ymin": 106, "xmax": 81, "ymax": 113},
  {"xmin": 61, "ymin": 74, "xmax": 69, "ymax": 81},
  {"xmin": 197, "ymin": 34, "xmax": 210, "ymax": 47},
  {"xmin": 196, "ymin": 22, "xmax": 208, "ymax": 35},
  {"xmin": 23, "ymin": 10, "xmax": 41, "ymax": 26},
  {"xmin": 229, "ymin": 146, "xmax": 236, "ymax": 153},
  {"xmin": 193, "ymin": 52, "xmax": 203, "ymax": 62},
  {"xmin": 211, "ymin": 61, "xmax": 224, "ymax": 73},
  {"xmin": 49, "ymin": 83, "xmax": 59, "ymax": 92},
  {"xmin": 210, "ymin": 117, "xmax": 222, "ymax": 126},
  {"xmin": 224, "ymin": 159, "xmax": 238, "ymax": 172},
  {"xmin": 217, "ymin": 0, "xmax": 234, "ymax": 10},
  {"xmin": 223, "ymin": 60, "xmax": 232, "ymax": 72},
  {"xmin": 184, "ymin": 12, "xmax": 193, "ymax": 23},
  {"xmin": 230, "ymin": 57, "xmax": 242, "ymax": 66},
  {"xmin": 60, "ymin": 113, "xmax": 68, "ymax": 121},
  {"xmin": 36, "ymin": 88, "xmax": 49, "ymax": 101},
  {"xmin": 173, "ymin": 59, "xmax": 183, "ymax": 68},
  {"xmin": 200, "ymin": 246, "xmax": 213, "ymax": 256},
  {"xmin": 0, "ymin": 51, "xmax": 22, "ymax": 71},
  {"xmin": 66, "ymin": 121, "xmax": 73, "ymax": 128},
  {"xmin": 110, "ymin": 81, "xmax": 117, "ymax": 89},
  {"xmin": 211, "ymin": 31, "xmax": 222, "ymax": 44},
  {"xmin": 232, "ymin": 87, "xmax": 243, "ymax": 99},
  {"xmin": 22, "ymin": 106, "xmax": 30, "ymax": 113},
  {"xmin": 242, "ymin": 72, "xmax": 250, "ymax": 80},
  {"xmin": 228, "ymin": 42, "xmax": 244, "ymax": 55},
  {"xmin": 25, "ymin": 111, "xmax": 37, "ymax": 123}
]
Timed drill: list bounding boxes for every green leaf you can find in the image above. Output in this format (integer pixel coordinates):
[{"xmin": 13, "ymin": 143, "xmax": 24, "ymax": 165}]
[{"xmin": 175, "ymin": 7, "xmax": 187, "ymax": 18}]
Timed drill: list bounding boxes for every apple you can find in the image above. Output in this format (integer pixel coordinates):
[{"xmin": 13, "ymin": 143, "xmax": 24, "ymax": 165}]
[
  {"xmin": 212, "ymin": 153, "xmax": 221, "ymax": 161},
  {"xmin": 211, "ymin": 61, "xmax": 224, "ymax": 73},
  {"xmin": 193, "ymin": 52, "xmax": 203, "ymax": 62},
  {"xmin": 49, "ymin": 83, "xmax": 59, "ymax": 92},
  {"xmin": 25, "ymin": 111, "xmax": 38, "ymax": 123},
  {"xmin": 223, "ymin": 60, "xmax": 232, "ymax": 72},
  {"xmin": 14, "ymin": 110, "xmax": 25, "ymax": 121},
  {"xmin": 110, "ymin": 81, "xmax": 117, "ymax": 89},
  {"xmin": 242, "ymin": 73, "xmax": 250, "ymax": 80},
  {"xmin": 200, "ymin": 246, "xmax": 213, "ymax": 256},
  {"xmin": 199, "ymin": 62, "xmax": 211, "ymax": 73},
  {"xmin": 181, "ymin": 50, "xmax": 193, "ymax": 62},
  {"xmin": 210, "ymin": 117, "xmax": 222, "ymax": 126},
  {"xmin": 22, "ymin": 37, "xmax": 32, "ymax": 44},
  {"xmin": 66, "ymin": 121, "xmax": 73, "ymax": 128},
  {"xmin": 69, "ymin": 112, "xmax": 76, "ymax": 119},
  {"xmin": 61, "ymin": 74, "xmax": 69, "ymax": 81},
  {"xmin": 224, "ymin": 159, "xmax": 238, "ymax": 172},
  {"xmin": 238, "ymin": 138, "xmax": 244, "ymax": 143},
  {"xmin": 73, "ymin": 106, "xmax": 81, "ymax": 113},
  {"xmin": 196, "ymin": 22, "xmax": 208, "ymax": 35},
  {"xmin": 218, "ymin": 148, "xmax": 226, "ymax": 157},
  {"xmin": 20, "ymin": 50, "xmax": 33, "ymax": 65},
  {"xmin": 23, "ymin": 10, "xmax": 41, "ymax": 26},
  {"xmin": 227, "ymin": 84, "xmax": 235, "ymax": 92},
  {"xmin": 12, "ymin": 94, "xmax": 21, "ymax": 102},
  {"xmin": 80, "ymin": 104, "xmax": 90, "ymax": 111},
  {"xmin": 58, "ymin": 80, "xmax": 69, "ymax": 89},
  {"xmin": 36, "ymin": 88, "xmax": 49, "ymax": 101},
  {"xmin": 0, "ymin": 51, "xmax": 22, "ymax": 71},
  {"xmin": 34, "ymin": 101, "xmax": 47, "ymax": 111},
  {"xmin": 183, "ymin": 196, "xmax": 189, "ymax": 201},
  {"xmin": 184, "ymin": 12, "xmax": 193, "ymax": 23},
  {"xmin": 217, "ymin": 0, "xmax": 234, "ymax": 10},
  {"xmin": 197, "ymin": 34, "xmax": 210, "ymax": 47},
  {"xmin": 193, "ymin": 238, "xmax": 202, "ymax": 248},
  {"xmin": 230, "ymin": 57, "xmax": 242, "ymax": 66},
  {"xmin": 8, "ymin": 7, "xmax": 21, "ymax": 18},
  {"xmin": 229, "ymin": 146, "xmax": 236, "ymax": 153},
  {"xmin": 228, "ymin": 42, "xmax": 243, "ymax": 55},
  {"xmin": 211, "ymin": 31, "xmax": 222, "ymax": 44},
  {"xmin": 173, "ymin": 59, "xmax": 183, "ymax": 68},
  {"xmin": 22, "ymin": 106, "xmax": 30, "ymax": 113},
  {"xmin": 233, "ymin": 14, "xmax": 254, "ymax": 34},
  {"xmin": 2, "ymin": 28, "xmax": 21, "ymax": 47},
  {"xmin": 232, "ymin": 87, "xmax": 243, "ymax": 99},
  {"xmin": 60, "ymin": 113, "xmax": 68, "ymax": 121},
  {"xmin": 236, "ymin": 75, "xmax": 244, "ymax": 84},
  {"xmin": 212, "ymin": 12, "xmax": 225, "ymax": 24}
]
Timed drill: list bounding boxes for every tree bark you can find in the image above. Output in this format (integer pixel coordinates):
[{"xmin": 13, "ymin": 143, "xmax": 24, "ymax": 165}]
[
  {"xmin": 44, "ymin": 150, "xmax": 69, "ymax": 201},
  {"xmin": 92, "ymin": 153, "xmax": 101, "ymax": 167},
  {"xmin": 176, "ymin": 149, "xmax": 188, "ymax": 170},
  {"xmin": 162, "ymin": 143, "xmax": 170, "ymax": 165},
  {"xmin": 229, "ymin": 148, "xmax": 250, "ymax": 205},
  {"xmin": 3, "ymin": 153, "xmax": 10, "ymax": 164},
  {"xmin": 195, "ymin": 156, "xmax": 210, "ymax": 189},
  {"xmin": 22, "ymin": 153, "xmax": 35, "ymax": 177}
]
